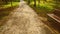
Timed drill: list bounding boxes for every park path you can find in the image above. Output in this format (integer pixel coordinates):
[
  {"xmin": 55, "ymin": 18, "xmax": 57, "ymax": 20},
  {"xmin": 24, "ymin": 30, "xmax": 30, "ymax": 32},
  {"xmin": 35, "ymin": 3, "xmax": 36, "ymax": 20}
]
[{"xmin": 0, "ymin": 1, "xmax": 56, "ymax": 34}]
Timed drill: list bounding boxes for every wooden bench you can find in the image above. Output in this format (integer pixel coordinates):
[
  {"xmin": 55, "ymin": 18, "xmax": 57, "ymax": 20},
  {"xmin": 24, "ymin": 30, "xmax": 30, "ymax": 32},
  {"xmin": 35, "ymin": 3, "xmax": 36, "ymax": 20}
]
[{"xmin": 47, "ymin": 9, "xmax": 60, "ymax": 32}]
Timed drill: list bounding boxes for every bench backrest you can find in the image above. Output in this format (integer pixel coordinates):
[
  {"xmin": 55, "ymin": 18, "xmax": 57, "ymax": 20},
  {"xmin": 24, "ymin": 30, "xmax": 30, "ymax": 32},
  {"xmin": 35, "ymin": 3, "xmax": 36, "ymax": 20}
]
[{"xmin": 53, "ymin": 9, "xmax": 60, "ymax": 17}]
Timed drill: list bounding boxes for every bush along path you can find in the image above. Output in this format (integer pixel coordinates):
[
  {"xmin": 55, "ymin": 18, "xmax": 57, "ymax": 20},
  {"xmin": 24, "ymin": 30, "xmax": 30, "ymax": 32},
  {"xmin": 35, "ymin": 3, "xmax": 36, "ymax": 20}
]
[{"xmin": 0, "ymin": 1, "xmax": 57, "ymax": 34}]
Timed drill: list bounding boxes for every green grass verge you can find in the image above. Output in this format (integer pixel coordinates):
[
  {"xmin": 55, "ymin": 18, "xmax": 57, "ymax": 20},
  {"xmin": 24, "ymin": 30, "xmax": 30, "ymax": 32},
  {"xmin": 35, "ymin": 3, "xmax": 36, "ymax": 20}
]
[
  {"xmin": 1, "ymin": 2, "xmax": 19, "ymax": 9},
  {"xmin": 29, "ymin": 1, "xmax": 56, "ymax": 12}
]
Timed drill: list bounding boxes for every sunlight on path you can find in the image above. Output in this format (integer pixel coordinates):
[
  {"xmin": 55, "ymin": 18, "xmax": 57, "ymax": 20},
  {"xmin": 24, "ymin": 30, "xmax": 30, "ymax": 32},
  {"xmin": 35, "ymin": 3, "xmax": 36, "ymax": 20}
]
[{"xmin": 0, "ymin": 1, "xmax": 56, "ymax": 34}]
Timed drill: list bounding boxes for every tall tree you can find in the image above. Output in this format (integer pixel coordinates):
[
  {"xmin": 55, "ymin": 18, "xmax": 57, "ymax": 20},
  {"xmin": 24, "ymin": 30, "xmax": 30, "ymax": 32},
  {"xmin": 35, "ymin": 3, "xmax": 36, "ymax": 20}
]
[
  {"xmin": 28, "ymin": 0, "xmax": 30, "ymax": 4},
  {"xmin": 38, "ymin": 0, "xmax": 40, "ymax": 7},
  {"xmin": 34, "ymin": 0, "xmax": 36, "ymax": 7},
  {"xmin": 11, "ymin": 0, "xmax": 13, "ymax": 6}
]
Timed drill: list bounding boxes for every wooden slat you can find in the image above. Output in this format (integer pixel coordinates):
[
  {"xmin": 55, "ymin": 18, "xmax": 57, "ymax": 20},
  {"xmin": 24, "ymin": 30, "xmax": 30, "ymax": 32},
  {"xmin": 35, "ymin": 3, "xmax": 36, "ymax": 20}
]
[{"xmin": 47, "ymin": 14, "xmax": 60, "ymax": 23}]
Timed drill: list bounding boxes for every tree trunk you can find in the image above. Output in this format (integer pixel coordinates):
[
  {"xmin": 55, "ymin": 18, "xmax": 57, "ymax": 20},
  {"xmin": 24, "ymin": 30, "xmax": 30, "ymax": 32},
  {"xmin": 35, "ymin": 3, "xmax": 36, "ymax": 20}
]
[
  {"xmin": 34, "ymin": 0, "xmax": 36, "ymax": 7},
  {"xmin": 28, "ymin": 0, "xmax": 30, "ymax": 5},
  {"xmin": 11, "ymin": 0, "xmax": 12, "ymax": 6},
  {"xmin": 38, "ymin": 0, "xmax": 40, "ymax": 7},
  {"xmin": 5, "ymin": 0, "xmax": 8, "ymax": 4}
]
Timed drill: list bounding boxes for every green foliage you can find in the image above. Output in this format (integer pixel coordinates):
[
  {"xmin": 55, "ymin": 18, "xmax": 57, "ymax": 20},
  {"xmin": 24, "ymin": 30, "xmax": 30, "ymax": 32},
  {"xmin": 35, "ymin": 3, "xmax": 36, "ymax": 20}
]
[
  {"xmin": 13, "ymin": 0, "xmax": 20, "ymax": 2},
  {"xmin": 30, "ymin": 1, "xmax": 54, "ymax": 11},
  {"xmin": 39, "ymin": 2, "xmax": 54, "ymax": 11},
  {"xmin": 1, "ymin": 2, "xmax": 19, "ymax": 9},
  {"xmin": 26, "ymin": 0, "xmax": 60, "ymax": 13}
]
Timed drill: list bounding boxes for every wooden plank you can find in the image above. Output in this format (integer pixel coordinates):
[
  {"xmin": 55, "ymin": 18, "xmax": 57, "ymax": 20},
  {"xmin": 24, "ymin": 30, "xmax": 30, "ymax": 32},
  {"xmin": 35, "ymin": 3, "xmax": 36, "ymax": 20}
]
[{"xmin": 47, "ymin": 14, "xmax": 60, "ymax": 23}]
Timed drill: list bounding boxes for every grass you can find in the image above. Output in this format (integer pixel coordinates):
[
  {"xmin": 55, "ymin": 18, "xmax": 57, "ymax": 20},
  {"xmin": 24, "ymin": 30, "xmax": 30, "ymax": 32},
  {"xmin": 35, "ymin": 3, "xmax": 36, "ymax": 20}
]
[
  {"xmin": 0, "ymin": 2, "xmax": 19, "ymax": 9},
  {"xmin": 30, "ymin": 1, "xmax": 55, "ymax": 12}
]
